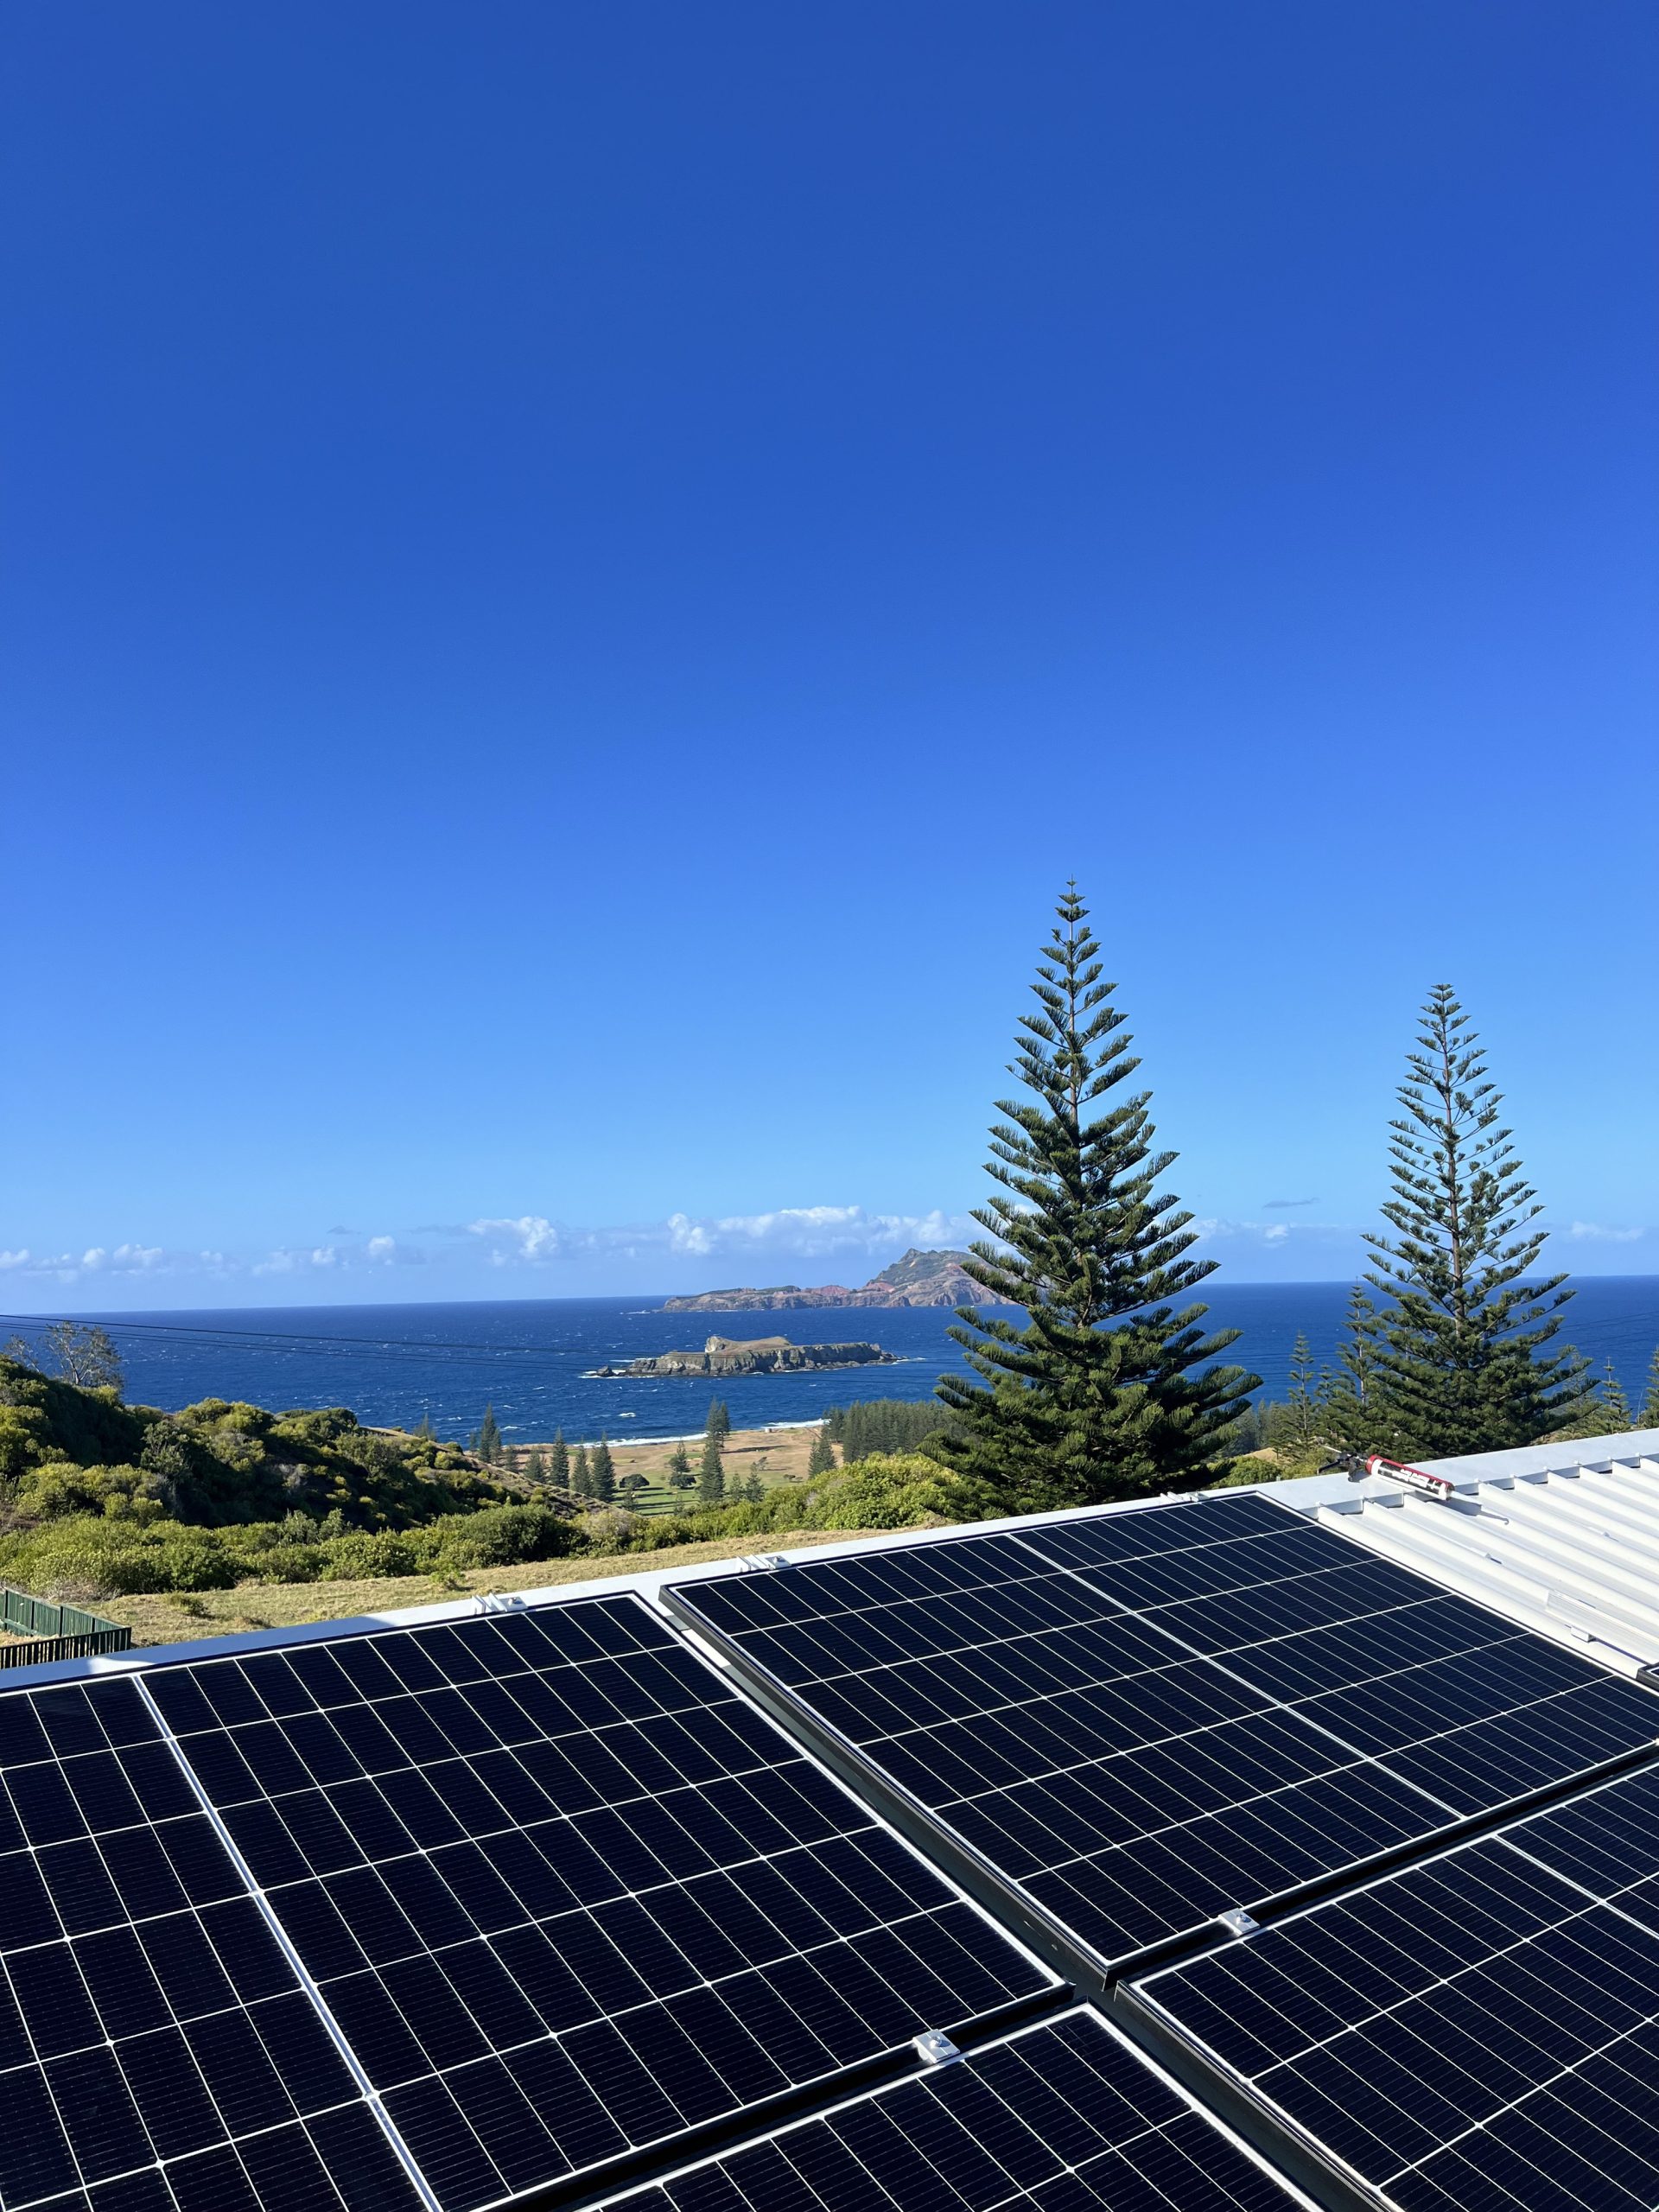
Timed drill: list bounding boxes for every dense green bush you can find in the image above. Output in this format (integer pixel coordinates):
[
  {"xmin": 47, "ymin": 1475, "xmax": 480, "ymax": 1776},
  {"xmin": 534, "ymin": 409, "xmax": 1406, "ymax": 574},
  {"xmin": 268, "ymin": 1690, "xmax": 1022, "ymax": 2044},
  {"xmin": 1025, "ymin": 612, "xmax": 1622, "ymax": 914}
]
[
  {"xmin": 611, "ymin": 1454, "xmax": 966, "ymax": 1553},
  {"xmin": 0, "ymin": 1355, "xmax": 510, "ymax": 1535},
  {"xmin": 0, "ymin": 1402, "xmax": 963, "ymax": 1597}
]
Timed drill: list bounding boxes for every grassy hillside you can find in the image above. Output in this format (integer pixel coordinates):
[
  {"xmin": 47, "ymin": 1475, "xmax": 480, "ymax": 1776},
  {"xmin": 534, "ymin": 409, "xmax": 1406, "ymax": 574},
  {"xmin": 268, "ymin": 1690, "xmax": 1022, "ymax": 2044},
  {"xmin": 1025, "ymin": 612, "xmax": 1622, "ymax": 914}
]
[{"xmin": 0, "ymin": 1357, "xmax": 964, "ymax": 1600}]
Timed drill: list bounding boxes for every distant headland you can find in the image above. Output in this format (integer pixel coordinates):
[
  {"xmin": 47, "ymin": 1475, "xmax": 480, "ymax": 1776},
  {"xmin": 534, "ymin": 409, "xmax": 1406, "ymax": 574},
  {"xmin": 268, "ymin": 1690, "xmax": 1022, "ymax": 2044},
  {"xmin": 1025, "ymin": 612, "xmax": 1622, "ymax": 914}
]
[
  {"xmin": 594, "ymin": 1334, "xmax": 899, "ymax": 1378},
  {"xmin": 661, "ymin": 1247, "xmax": 994, "ymax": 1313}
]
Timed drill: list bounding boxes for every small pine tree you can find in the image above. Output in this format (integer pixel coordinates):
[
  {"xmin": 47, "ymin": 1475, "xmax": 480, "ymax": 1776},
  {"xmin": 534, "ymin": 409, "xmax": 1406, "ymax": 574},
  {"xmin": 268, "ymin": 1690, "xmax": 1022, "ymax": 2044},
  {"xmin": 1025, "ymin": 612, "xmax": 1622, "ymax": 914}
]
[
  {"xmin": 1597, "ymin": 1360, "xmax": 1634, "ymax": 1434},
  {"xmin": 706, "ymin": 1398, "xmax": 732, "ymax": 1446},
  {"xmin": 471, "ymin": 1406, "xmax": 502, "ymax": 1464},
  {"xmin": 1320, "ymin": 1287, "xmax": 1383, "ymax": 1452},
  {"xmin": 932, "ymin": 885, "xmax": 1258, "ymax": 1511},
  {"xmin": 571, "ymin": 1443, "xmax": 593, "ymax": 1498},
  {"xmin": 415, "ymin": 1413, "xmax": 436, "ymax": 1442},
  {"xmin": 548, "ymin": 1432, "xmax": 570, "ymax": 1489},
  {"xmin": 666, "ymin": 1440, "xmax": 691, "ymax": 1479},
  {"xmin": 698, "ymin": 1433, "xmax": 725, "ymax": 1507},
  {"xmin": 1642, "ymin": 1347, "xmax": 1659, "ymax": 1430},
  {"xmin": 807, "ymin": 1427, "xmax": 837, "ymax": 1478},
  {"xmin": 591, "ymin": 1437, "xmax": 616, "ymax": 1504},
  {"xmin": 524, "ymin": 1447, "xmax": 547, "ymax": 1484},
  {"xmin": 1267, "ymin": 1334, "xmax": 1323, "ymax": 1463},
  {"xmin": 1364, "ymin": 987, "xmax": 1590, "ymax": 1455}
]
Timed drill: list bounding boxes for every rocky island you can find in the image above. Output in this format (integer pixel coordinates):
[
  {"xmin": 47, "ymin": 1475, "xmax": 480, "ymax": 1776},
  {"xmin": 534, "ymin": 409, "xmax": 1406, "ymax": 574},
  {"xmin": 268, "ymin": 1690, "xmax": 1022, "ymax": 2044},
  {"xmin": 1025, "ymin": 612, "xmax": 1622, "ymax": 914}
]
[
  {"xmin": 663, "ymin": 1247, "xmax": 998, "ymax": 1313},
  {"xmin": 594, "ymin": 1334, "xmax": 899, "ymax": 1378}
]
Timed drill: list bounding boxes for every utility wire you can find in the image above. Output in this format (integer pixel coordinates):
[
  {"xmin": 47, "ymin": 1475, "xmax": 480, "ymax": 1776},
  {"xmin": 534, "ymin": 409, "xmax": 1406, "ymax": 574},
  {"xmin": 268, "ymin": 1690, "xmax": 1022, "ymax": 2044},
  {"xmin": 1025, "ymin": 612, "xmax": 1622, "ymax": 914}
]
[{"xmin": 0, "ymin": 1312, "xmax": 610, "ymax": 1372}]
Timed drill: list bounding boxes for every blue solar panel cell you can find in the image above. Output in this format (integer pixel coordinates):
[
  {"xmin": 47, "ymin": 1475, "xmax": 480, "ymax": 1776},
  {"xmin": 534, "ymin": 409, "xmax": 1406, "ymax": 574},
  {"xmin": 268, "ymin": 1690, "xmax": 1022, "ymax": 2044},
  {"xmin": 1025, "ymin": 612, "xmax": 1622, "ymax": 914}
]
[
  {"xmin": 671, "ymin": 1498, "xmax": 1659, "ymax": 1962},
  {"xmin": 1140, "ymin": 1764, "xmax": 1659, "ymax": 2211},
  {"xmin": 0, "ymin": 1675, "xmax": 425, "ymax": 2212},
  {"xmin": 144, "ymin": 1593, "xmax": 1051, "ymax": 2211}
]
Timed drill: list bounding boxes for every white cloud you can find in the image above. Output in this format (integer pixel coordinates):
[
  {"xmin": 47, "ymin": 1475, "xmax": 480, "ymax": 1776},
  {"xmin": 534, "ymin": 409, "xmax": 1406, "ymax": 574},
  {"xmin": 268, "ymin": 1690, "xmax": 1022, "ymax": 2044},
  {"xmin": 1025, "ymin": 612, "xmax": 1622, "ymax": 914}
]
[
  {"xmin": 0, "ymin": 1241, "xmax": 174, "ymax": 1283},
  {"xmin": 467, "ymin": 1217, "xmax": 562, "ymax": 1263},
  {"xmin": 365, "ymin": 1236, "xmax": 397, "ymax": 1262},
  {"xmin": 254, "ymin": 1245, "xmax": 342, "ymax": 1275},
  {"xmin": 1566, "ymin": 1221, "xmax": 1646, "ymax": 1243},
  {"xmin": 463, "ymin": 1204, "xmax": 976, "ymax": 1274},
  {"xmin": 79, "ymin": 1243, "xmax": 165, "ymax": 1274}
]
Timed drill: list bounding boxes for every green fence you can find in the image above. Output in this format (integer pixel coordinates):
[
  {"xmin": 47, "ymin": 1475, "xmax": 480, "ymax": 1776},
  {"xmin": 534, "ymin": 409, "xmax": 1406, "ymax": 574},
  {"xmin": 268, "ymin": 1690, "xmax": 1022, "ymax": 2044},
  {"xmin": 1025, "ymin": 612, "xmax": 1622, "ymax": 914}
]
[{"xmin": 0, "ymin": 1586, "xmax": 131, "ymax": 1670}]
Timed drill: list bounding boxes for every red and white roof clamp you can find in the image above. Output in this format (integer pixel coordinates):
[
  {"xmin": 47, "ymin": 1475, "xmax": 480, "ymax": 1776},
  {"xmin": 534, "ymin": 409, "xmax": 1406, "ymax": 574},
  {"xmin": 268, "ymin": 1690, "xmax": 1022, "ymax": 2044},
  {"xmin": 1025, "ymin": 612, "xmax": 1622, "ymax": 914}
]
[{"xmin": 1321, "ymin": 1450, "xmax": 1455, "ymax": 1500}]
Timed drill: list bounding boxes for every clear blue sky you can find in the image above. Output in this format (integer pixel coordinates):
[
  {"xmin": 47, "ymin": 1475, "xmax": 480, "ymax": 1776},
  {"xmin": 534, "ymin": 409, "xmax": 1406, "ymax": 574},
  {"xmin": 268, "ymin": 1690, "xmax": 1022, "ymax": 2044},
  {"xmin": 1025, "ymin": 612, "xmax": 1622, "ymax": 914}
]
[{"xmin": 3, "ymin": 0, "xmax": 1655, "ymax": 1310}]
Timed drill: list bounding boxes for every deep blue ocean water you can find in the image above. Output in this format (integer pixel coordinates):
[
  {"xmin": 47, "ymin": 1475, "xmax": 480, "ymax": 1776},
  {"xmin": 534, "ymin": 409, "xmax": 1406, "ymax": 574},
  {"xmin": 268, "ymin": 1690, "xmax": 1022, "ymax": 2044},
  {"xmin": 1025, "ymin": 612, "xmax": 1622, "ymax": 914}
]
[{"xmin": 23, "ymin": 1277, "xmax": 1659, "ymax": 1445}]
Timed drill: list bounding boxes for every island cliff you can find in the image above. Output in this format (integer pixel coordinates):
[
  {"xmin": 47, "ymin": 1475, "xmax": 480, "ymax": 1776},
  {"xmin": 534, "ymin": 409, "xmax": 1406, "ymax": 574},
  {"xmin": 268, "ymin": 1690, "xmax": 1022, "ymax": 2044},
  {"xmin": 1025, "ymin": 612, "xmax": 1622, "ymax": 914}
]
[{"xmin": 662, "ymin": 1247, "xmax": 998, "ymax": 1313}]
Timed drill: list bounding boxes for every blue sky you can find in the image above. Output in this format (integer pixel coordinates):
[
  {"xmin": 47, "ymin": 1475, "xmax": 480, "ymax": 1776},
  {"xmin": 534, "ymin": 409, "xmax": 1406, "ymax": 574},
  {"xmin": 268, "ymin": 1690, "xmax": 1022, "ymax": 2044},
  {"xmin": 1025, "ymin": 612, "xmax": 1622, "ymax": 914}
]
[{"xmin": 3, "ymin": 0, "xmax": 1656, "ymax": 1311}]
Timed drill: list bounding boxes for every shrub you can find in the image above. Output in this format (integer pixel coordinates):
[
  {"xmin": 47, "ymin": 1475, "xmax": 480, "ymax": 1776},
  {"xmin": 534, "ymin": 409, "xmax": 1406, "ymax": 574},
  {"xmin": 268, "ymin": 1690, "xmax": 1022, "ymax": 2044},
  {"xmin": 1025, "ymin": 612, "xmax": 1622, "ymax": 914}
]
[
  {"xmin": 316, "ymin": 1531, "xmax": 421, "ymax": 1581},
  {"xmin": 0, "ymin": 1519, "xmax": 241, "ymax": 1597},
  {"xmin": 429, "ymin": 1503, "xmax": 578, "ymax": 1569}
]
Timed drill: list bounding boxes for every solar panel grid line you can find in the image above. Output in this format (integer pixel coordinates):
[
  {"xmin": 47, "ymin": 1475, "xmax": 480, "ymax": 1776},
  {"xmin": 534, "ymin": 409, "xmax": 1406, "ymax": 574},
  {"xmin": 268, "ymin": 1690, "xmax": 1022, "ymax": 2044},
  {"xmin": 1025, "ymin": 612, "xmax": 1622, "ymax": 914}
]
[
  {"xmin": 128, "ymin": 1671, "xmax": 443, "ymax": 2212},
  {"xmin": 589, "ymin": 2006, "xmax": 1318, "ymax": 2212},
  {"xmin": 1133, "ymin": 1765, "xmax": 1659, "ymax": 2212},
  {"xmin": 669, "ymin": 1497, "xmax": 1659, "ymax": 1974},
  {"xmin": 1017, "ymin": 1510, "xmax": 1659, "ymax": 1794},
  {"xmin": 677, "ymin": 1512, "xmax": 1467, "ymax": 1927},
  {"xmin": 0, "ymin": 1674, "xmax": 426, "ymax": 2212},
  {"xmin": 1002, "ymin": 1522, "xmax": 1659, "ymax": 1841},
  {"xmin": 141, "ymin": 1593, "xmax": 1059, "ymax": 2212},
  {"xmin": 1154, "ymin": 1889, "xmax": 1659, "ymax": 2206}
]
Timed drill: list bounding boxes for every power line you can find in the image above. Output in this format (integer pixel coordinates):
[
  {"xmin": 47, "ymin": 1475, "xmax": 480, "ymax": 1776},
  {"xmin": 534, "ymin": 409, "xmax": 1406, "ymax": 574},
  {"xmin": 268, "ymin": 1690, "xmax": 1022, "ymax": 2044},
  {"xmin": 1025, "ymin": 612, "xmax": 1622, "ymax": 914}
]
[{"xmin": 0, "ymin": 1311, "xmax": 597, "ymax": 1370}]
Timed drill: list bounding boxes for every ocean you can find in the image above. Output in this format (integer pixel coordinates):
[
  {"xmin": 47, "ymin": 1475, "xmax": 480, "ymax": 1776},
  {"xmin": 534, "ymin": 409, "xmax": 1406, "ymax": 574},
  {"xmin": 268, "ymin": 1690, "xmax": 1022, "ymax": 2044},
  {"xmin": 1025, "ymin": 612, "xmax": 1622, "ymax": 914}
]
[{"xmin": 24, "ymin": 1276, "xmax": 1659, "ymax": 1445}]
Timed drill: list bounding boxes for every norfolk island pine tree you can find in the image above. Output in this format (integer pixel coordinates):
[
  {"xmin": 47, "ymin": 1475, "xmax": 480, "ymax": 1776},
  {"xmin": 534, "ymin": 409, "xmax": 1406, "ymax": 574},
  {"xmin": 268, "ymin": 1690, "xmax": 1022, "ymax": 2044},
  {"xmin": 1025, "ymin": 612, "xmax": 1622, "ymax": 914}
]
[
  {"xmin": 1359, "ymin": 986, "xmax": 1590, "ymax": 1457},
  {"xmin": 698, "ymin": 1431, "xmax": 725, "ymax": 1507},
  {"xmin": 590, "ymin": 1437, "xmax": 616, "ymax": 1504},
  {"xmin": 1642, "ymin": 1348, "xmax": 1659, "ymax": 1429},
  {"xmin": 931, "ymin": 885, "xmax": 1258, "ymax": 1513}
]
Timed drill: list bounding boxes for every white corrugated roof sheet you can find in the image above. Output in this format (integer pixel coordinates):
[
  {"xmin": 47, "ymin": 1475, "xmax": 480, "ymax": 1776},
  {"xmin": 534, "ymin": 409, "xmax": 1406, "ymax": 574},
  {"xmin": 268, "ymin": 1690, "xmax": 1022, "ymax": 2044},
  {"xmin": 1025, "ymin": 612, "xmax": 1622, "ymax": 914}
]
[{"xmin": 1262, "ymin": 1427, "xmax": 1659, "ymax": 1676}]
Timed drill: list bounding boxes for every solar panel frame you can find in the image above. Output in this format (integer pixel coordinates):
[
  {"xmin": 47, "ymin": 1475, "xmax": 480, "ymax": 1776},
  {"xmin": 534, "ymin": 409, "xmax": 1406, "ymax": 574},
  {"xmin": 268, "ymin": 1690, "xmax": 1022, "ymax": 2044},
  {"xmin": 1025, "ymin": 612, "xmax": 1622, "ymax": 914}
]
[
  {"xmin": 664, "ymin": 1495, "xmax": 1659, "ymax": 1971},
  {"xmin": 133, "ymin": 1589, "xmax": 1061, "ymax": 2212},
  {"xmin": 594, "ymin": 2004, "xmax": 1313, "ymax": 2212},
  {"xmin": 1134, "ymin": 1760, "xmax": 1659, "ymax": 2212}
]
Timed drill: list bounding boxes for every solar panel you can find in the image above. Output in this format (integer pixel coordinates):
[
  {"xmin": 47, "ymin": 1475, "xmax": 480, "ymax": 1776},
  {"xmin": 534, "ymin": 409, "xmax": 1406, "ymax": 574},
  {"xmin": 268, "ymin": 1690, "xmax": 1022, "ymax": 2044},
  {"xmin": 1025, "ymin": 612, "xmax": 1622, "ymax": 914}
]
[
  {"xmin": 1138, "ymin": 1762, "xmax": 1659, "ymax": 2212},
  {"xmin": 0, "ymin": 1675, "xmax": 423, "ymax": 2212},
  {"xmin": 606, "ymin": 2006, "xmax": 1302, "ymax": 2212},
  {"xmin": 669, "ymin": 1496, "xmax": 1659, "ymax": 1964},
  {"xmin": 141, "ymin": 1594, "xmax": 1053, "ymax": 2212}
]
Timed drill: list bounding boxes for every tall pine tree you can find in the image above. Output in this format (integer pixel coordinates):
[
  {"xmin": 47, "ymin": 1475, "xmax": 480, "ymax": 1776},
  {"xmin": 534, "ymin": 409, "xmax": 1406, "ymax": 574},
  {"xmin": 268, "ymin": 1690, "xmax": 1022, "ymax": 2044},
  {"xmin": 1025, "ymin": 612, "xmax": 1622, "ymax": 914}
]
[
  {"xmin": 698, "ymin": 1432, "xmax": 725, "ymax": 1507},
  {"xmin": 706, "ymin": 1399, "xmax": 731, "ymax": 1446},
  {"xmin": 571, "ymin": 1443, "xmax": 592, "ymax": 1499},
  {"xmin": 807, "ymin": 1427, "xmax": 837, "ymax": 1478},
  {"xmin": 1643, "ymin": 1348, "xmax": 1659, "ymax": 1430},
  {"xmin": 1363, "ymin": 987, "xmax": 1589, "ymax": 1456},
  {"xmin": 548, "ymin": 1432, "xmax": 570, "ymax": 1490},
  {"xmin": 932, "ymin": 886, "xmax": 1257, "ymax": 1511}
]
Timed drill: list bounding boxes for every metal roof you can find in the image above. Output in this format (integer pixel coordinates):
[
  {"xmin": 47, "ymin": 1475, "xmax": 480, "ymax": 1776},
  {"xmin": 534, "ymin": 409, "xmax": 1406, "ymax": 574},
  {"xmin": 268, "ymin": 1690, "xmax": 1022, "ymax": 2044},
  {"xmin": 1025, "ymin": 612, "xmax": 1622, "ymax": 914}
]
[{"xmin": 1265, "ymin": 1426, "xmax": 1659, "ymax": 1676}]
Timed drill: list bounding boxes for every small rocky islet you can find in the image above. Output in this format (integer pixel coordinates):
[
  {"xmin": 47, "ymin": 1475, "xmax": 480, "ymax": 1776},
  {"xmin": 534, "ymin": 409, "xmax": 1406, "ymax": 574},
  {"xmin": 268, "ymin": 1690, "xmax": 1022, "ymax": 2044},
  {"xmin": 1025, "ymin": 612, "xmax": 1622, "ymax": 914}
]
[{"xmin": 593, "ymin": 1333, "xmax": 899, "ymax": 1378}]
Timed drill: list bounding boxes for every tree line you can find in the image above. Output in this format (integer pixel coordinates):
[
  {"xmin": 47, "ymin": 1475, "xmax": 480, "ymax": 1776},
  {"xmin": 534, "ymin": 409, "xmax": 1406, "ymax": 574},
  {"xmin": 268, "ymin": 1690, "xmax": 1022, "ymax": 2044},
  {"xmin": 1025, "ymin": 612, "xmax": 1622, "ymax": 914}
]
[{"xmin": 930, "ymin": 884, "xmax": 1656, "ymax": 1515}]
